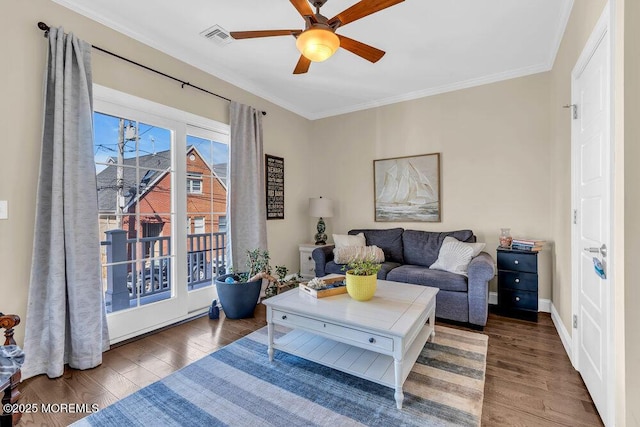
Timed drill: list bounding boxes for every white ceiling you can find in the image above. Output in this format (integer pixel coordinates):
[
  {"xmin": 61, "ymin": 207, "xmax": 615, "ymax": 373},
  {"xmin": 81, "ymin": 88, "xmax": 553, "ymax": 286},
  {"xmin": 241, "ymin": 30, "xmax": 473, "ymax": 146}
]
[{"xmin": 52, "ymin": 0, "xmax": 573, "ymax": 120}]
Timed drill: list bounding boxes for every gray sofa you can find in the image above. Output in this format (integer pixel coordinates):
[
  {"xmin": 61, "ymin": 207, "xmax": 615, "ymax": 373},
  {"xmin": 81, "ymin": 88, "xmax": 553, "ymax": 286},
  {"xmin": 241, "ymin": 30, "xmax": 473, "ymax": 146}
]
[{"xmin": 312, "ymin": 228, "xmax": 494, "ymax": 328}]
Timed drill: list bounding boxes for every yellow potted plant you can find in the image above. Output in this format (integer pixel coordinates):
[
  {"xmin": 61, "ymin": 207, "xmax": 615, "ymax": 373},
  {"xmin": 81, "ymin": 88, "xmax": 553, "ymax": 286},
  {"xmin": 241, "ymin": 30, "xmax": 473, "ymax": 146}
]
[{"xmin": 343, "ymin": 256, "xmax": 382, "ymax": 301}]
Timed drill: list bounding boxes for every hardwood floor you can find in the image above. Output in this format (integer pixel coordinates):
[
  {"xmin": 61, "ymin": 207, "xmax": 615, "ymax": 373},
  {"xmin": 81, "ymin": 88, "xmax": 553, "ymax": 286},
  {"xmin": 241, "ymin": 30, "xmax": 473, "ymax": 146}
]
[
  {"xmin": 480, "ymin": 312, "xmax": 602, "ymax": 426},
  {"xmin": 17, "ymin": 306, "xmax": 603, "ymax": 426}
]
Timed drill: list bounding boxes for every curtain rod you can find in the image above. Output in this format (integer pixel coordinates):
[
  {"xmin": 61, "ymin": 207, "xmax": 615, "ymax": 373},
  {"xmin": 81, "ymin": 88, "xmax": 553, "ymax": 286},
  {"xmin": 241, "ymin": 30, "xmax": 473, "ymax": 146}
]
[{"xmin": 37, "ymin": 22, "xmax": 267, "ymax": 116}]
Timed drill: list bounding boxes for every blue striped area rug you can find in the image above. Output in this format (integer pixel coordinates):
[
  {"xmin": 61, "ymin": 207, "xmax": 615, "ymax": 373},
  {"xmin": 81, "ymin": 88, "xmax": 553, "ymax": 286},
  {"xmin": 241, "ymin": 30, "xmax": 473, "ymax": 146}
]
[{"xmin": 73, "ymin": 325, "xmax": 487, "ymax": 427}]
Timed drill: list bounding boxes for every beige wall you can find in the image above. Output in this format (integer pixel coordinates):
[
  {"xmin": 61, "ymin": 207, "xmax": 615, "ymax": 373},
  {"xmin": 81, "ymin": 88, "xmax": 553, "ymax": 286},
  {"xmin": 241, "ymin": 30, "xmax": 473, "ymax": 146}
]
[
  {"xmin": 309, "ymin": 74, "xmax": 553, "ymax": 297},
  {"xmin": 0, "ymin": 0, "xmax": 311, "ymax": 345},
  {"xmin": 549, "ymin": 0, "xmax": 607, "ymax": 334},
  {"xmin": 624, "ymin": 0, "xmax": 639, "ymax": 423}
]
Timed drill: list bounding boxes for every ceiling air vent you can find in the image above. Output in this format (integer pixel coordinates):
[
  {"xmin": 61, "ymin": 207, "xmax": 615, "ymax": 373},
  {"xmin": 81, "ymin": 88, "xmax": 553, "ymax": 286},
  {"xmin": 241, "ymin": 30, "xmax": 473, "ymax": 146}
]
[{"xmin": 200, "ymin": 25, "xmax": 233, "ymax": 46}]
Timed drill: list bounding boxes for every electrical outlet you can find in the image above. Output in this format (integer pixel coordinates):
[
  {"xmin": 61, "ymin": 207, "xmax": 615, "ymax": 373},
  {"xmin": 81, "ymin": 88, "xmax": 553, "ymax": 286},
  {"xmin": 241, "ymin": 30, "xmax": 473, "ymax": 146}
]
[{"xmin": 0, "ymin": 200, "xmax": 7, "ymax": 220}]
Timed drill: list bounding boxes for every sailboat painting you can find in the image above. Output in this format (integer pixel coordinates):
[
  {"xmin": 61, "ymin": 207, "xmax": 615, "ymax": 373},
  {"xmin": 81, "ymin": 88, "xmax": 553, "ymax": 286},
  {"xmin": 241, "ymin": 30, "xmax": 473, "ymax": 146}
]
[{"xmin": 374, "ymin": 153, "xmax": 441, "ymax": 222}]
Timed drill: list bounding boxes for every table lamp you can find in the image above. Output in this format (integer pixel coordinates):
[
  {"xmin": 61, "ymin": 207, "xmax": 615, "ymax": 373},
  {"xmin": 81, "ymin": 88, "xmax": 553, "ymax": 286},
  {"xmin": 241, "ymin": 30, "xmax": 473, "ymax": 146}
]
[{"xmin": 309, "ymin": 197, "xmax": 333, "ymax": 245}]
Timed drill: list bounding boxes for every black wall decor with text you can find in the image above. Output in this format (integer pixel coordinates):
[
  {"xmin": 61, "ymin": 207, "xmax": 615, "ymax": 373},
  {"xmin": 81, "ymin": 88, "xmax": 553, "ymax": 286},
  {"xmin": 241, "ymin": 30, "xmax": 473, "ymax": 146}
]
[{"xmin": 265, "ymin": 154, "xmax": 284, "ymax": 219}]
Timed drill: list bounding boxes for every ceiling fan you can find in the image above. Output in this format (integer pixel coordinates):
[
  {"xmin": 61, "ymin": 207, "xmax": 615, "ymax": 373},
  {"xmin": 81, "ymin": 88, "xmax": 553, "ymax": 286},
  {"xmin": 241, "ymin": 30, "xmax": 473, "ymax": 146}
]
[{"xmin": 230, "ymin": 0, "xmax": 405, "ymax": 74}]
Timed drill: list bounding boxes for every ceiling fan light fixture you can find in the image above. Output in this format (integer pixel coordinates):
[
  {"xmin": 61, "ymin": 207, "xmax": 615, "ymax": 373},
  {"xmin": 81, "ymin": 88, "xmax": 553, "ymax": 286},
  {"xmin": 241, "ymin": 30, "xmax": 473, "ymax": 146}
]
[{"xmin": 296, "ymin": 27, "xmax": 340, "ymax": 62}]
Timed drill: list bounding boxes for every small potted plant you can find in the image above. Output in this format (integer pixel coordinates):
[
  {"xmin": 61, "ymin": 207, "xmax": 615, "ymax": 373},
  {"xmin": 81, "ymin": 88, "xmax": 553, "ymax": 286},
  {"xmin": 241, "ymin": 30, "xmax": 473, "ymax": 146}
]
[
  {"xmin": 343, "ymin": 256, "xmax": 382, "ymax": 301},
  {"xmin": 215, "ymin": 249, "xmax": 274, "ymax": 319}
]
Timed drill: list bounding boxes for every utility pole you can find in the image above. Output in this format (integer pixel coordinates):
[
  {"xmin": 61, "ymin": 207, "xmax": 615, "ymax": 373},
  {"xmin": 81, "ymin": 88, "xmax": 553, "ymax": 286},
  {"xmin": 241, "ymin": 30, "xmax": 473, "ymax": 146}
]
[{"xmin": 116, "ymin": 118, "xmax": 125, "ymax": 229}]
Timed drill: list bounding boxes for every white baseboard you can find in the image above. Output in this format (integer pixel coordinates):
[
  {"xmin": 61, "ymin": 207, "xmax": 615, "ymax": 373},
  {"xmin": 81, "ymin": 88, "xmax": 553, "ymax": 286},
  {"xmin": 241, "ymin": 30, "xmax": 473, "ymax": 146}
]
[
  {"xmin": 489, "ymin": 291, "xmax": 498, "ymax": 305},
  {"xmin": 551, "ymin": 303, "xmax": 575, "ymax": 368},
  {"xmin": 539, "ymin": 298, "xmax": 551, "ymax": 313}
]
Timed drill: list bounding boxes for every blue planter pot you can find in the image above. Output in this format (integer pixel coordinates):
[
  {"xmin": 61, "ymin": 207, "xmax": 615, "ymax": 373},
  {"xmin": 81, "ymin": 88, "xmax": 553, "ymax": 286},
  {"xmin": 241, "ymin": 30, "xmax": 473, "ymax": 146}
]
[{"xmin": 214, "ymin": 273, "xmax": 262, "ymax": 319}]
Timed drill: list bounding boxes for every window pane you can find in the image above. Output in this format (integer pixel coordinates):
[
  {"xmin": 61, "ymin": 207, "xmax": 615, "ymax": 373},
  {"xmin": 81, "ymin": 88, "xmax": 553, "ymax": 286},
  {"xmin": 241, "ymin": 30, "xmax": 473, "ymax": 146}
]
[
  {"xmin": 95, "ymin": 112, "xmax": 174, "ymax": 313},
  {"xmin": 186, "ymin": 134, "xmax": 228, "ymax": 290}
]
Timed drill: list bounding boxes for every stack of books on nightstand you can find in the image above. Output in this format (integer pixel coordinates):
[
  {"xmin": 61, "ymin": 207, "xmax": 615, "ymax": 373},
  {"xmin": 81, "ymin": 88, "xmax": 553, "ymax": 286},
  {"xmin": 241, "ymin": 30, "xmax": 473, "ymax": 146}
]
[{"xmin": 511, "ymin": 238, "xmax": 545, "ymax": 252}]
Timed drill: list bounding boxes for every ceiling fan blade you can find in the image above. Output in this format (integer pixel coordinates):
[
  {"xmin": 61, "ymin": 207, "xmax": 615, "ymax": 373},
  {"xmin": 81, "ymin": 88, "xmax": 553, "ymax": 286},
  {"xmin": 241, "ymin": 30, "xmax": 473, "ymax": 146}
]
[
  {"xmin": 230, "ymin": 30, "xmax": 300, "ymax": 39},
  {"xmin": 290, "ymin": 0, "xmax": 315, "ymax": 18},
  {"xmin": 329, "ymin": 0, "xmax": 405, "ymax": 28},
  {"xmin": 337, "ymin": 35, "xmax": 385, "ymax": 63},
  {"xmin": 293, "ymin": 55, "xmax": 311, "ymax": 74}
]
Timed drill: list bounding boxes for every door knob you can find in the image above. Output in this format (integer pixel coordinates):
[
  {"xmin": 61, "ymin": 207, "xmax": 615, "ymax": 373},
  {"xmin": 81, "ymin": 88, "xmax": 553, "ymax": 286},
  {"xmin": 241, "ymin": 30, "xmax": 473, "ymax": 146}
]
[{"xmin": 584, "ymin": 244, "xmax": 607, "ymax": 258}]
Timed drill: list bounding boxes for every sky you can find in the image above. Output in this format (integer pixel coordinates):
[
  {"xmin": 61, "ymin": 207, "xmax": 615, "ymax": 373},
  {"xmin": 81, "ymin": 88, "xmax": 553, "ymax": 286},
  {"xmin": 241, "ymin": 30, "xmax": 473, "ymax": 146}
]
[{"xmin": 93, "ymin": 111, "xmax": 229, "ymax": 173}]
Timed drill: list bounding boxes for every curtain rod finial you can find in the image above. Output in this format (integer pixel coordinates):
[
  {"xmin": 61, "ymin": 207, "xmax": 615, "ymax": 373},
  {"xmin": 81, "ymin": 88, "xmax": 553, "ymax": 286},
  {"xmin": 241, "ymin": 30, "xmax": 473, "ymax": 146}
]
[{"xmin": 37, "ymin": 22, "xmax": 50, "ymax": 37}]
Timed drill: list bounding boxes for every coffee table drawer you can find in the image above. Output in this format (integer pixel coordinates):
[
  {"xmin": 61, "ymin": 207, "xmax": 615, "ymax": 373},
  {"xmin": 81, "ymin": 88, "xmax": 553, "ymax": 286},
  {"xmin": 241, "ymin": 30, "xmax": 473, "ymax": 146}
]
[{"xmin": 272, "ymin": 309, "xmax": 393, "ymax": 352}]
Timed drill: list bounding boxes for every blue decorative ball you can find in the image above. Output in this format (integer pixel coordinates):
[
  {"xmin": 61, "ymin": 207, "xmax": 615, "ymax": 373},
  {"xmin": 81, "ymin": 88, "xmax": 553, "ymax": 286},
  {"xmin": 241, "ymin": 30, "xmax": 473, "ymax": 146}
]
[{"xmin": 224, "ymin": 276, "xmax": 236, "ymax": 284}]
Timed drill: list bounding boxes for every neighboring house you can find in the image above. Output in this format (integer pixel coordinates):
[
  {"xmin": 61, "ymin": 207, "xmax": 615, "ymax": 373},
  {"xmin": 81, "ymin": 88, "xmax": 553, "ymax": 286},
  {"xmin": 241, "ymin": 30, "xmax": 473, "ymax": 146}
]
[
  {"xmin": 97, "ymin": 146, "xmax": 227, "ymax": 246},
  {"xmin": 97, "ymin": 145, "xmax": 228, "ymax": 289}
]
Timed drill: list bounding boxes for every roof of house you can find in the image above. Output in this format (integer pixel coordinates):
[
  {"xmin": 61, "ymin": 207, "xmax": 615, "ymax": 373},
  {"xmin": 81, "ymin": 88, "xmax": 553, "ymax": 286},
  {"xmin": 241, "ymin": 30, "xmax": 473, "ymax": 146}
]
[
  {"xmin": 212, "ymin": 163, "xmax": 227, "ymax": 182},
  {"xmin": 97, "ymin": 147, "xmax": 227, "ymax": 213}
]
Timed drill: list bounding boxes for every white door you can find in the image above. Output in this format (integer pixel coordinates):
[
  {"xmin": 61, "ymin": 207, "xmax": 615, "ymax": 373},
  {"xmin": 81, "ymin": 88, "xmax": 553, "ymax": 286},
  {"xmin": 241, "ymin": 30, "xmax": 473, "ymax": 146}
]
[{"xmin": 571, "ymin": 5, "xmax": 613, "ymax": 425}]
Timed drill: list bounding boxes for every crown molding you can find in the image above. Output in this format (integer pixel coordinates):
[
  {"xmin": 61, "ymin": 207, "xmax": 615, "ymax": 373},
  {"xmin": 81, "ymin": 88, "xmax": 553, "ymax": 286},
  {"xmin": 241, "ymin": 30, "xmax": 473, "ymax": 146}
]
[
  {"xmin": 545, "ymin": 0, "xmax": 575, "ymax": 69},
  {"xmin": 307, "ymin": 62, "xmax": 552, "ymax": 120},
  {"xmin": 51, "ymin": 0, "xmax": 574, "ymax": 121}
]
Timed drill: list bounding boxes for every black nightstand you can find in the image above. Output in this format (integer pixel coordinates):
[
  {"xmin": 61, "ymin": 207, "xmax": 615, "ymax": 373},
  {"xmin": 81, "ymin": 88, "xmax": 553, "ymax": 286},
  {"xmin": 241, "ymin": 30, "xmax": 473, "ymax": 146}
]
[{"xmin": 497, "ymin": 248, "xmax": 538, "ymax": 321}]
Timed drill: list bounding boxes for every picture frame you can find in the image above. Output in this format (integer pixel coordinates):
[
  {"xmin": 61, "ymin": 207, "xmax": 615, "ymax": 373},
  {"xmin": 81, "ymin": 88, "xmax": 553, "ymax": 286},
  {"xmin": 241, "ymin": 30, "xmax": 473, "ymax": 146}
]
[
  {"xmin": 373, "ymin": 153, "xmax": 441, "ymax": 222},
  {"xmin": 265, "ymin": 154, "xmax": 284, "ymax": 220}
]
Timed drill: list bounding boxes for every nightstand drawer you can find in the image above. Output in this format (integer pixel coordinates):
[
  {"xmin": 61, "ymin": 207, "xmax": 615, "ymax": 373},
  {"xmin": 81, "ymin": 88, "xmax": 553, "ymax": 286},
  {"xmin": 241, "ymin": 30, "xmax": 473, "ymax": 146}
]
[
  {"xmin": 499, "ymin": 289, "xmax": 537, "ymax": 311},
  {"xmin": 498, "ymin": 271, "xmax": 538, "ymax": 292},
  {"xmin": 497, "ymin": 251, "xmax": 537, "ymax": 273}
]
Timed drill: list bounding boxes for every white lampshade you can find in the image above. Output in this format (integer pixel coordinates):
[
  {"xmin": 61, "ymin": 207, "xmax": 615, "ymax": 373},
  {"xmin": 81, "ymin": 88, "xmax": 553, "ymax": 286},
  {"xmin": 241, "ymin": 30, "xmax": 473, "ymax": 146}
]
[{"xmin": 309, "ymin": 197, "xmax": 334, "ymax": 218}]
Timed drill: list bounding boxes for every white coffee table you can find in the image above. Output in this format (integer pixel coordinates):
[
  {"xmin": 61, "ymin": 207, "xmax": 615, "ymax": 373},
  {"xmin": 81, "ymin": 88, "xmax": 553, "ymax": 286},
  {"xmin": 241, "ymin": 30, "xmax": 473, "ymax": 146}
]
[{"xmin": 262, "ymin": 279, "xmax": 438, "ymax": 409}]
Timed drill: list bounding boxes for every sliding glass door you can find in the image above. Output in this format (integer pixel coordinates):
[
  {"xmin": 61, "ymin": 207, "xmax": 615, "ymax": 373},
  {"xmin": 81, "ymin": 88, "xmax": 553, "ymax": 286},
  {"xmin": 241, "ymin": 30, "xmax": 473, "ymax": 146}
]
[{"xmin": 93, "ymin": 85, "xmax": 229, "ymax": 343}]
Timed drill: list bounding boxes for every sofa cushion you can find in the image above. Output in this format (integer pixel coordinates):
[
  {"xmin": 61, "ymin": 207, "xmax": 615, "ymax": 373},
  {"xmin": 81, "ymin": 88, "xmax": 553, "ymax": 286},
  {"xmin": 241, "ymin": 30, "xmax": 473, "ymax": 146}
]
[
  {"xmin": 334, "ymin": 245, "xmax": 385, "ymax": 264},
  {"xmin": 323, "ymin": 260, "xmax": 348, "ymax": 276},
  {"xmin": 377, "ymin": 261, "xmax": 402, "ymax": 279},
  {"xmin": 349, "ymin": 228, "xmax": 404, "ymax": 263},
  {"xmin": 429, "ymin": 236, "xmax": 486, "ymax": 277},
  {"xmin": 333, "ymin": 233, "xmax": 365, "ymax": 248},
  {"xmin": 324, "ymin": 260, "xmax": 400, "ymax": 280},
  {"xmin": 386, "ymin": 265, "xmax": 468, "ymax": 292},
  {"xmin": 402, "ymin": 229, "xmax": 475, "ymax": 267}
]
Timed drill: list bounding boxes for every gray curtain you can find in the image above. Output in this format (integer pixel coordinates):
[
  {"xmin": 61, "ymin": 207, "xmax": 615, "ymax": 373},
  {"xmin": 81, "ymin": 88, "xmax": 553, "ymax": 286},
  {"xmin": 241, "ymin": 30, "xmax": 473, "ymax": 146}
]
[
  {"xmin": 22, "ymin": 27, "xmax": 109, "ymax": 379},
  {"xmin": 228, "ymin": 102, "xmax": 268, "ymax": 271}
]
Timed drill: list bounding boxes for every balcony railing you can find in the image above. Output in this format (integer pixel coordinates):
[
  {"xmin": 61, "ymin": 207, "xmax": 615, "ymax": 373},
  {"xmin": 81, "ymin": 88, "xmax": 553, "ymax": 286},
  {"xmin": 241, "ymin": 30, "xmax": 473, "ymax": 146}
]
[{"xmin": 103, "ymin": 230, "xmax": 227, "ymax": 312}]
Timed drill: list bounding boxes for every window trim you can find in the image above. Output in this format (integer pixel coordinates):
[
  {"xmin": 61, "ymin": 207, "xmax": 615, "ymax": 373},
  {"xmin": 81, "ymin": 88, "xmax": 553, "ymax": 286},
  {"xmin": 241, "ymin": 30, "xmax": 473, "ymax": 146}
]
[
  {"xmin": 193, "ymin": 216, "xmax": 206, "ymax": 234},
  {"xmin": 186, "ymin": 172, "xmax": 203, "ymax": 194},
  {"xmin": 93, "ymin": 84, "xmax": 230, "ymax": 342}
]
